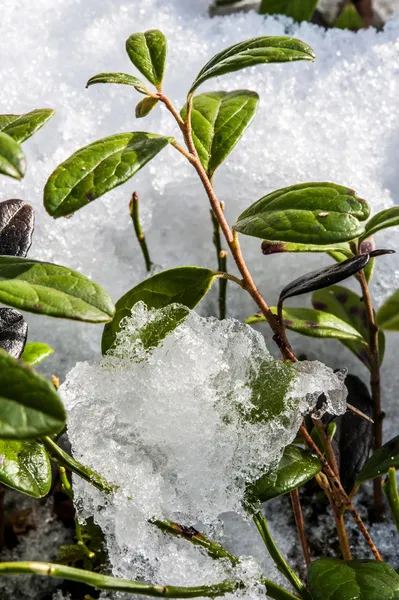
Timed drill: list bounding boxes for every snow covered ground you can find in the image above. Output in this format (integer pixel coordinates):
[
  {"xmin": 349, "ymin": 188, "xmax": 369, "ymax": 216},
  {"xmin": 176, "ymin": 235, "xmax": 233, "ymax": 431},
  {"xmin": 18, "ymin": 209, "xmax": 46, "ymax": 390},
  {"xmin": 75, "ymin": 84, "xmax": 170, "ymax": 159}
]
[{"xmin": 1, "ymin": 0, "xmax": 399, "ymax": 597}]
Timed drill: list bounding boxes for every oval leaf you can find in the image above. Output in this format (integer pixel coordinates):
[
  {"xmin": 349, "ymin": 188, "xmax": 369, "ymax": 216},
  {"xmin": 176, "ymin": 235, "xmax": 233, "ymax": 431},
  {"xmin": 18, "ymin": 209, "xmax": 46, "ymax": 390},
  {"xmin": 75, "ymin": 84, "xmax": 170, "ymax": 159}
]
[
  {"xmin": 189, "ymin": 36, "xmax": 314, "ymax": 97},
  {"xmin": 357, "ymin": 435, "xmax": 399, "ymax": 483},
  {"xmin": 135, "ymin": 97, "xmax": 159, "ymax": 119},
  {"xmin": 0, "ymin": 439, "xmax": 51, "ymax": 498},
  {"xmin": 0, "ymin": 307, "xmax": 28, "ymax": 358},
  {"xmin": 0, "ymin": 348, "xmax": 66, "ymax": 438},
  {"xmin": 0, "ymin": 256, "xmax": 115, "ymax": 323},
  {"xmin": 334, "ymin": 4, "xmax": 364, "ymax": 30},
  {"xmin": 0, "ymin": 199, "xmax": 35, "ymax": 257},
  {"xmin": 331, "ymin": 374, "xmax": 373, "ymax": 493},
  {"xmin": 377, "ymin": 289, "xmax": 399, "ymax": 331},
  {"xmin": 86, "ymin": 72, "xmax": 148, "ymax": 94},
  {"xmin": 43, "ymin": 132, "xmax": 172, "ymax": 218},
  {"xmin": 0, "ymin": 131, "xmax": 25, "ymax": 180},
  {"xmin": 308, "ymin": 558, "xmax": 399, "ymax": 600},
  {"xmin": 247, "ymin": 444, "xmax": 321, "ymax": 504},
  {"xmin": 247, "ymin": 306, "xmax": 366, "ymax": 342},
  {"xmin": 259, "ymin": 0, "xmax": 318, "ymax": 21},
  {"xmin": 21, "ymin": 342, "xmax": 54, "ymax": 366},
  {"xmin": 0, "ymin": 109, "xmax": 55, "ymax": 144},
  {"xmin": 313, "ymin": 285, "xmax": 385, "ymax": 368},
  {"xmin": 362, "ymin": 207, "xmax": 399, "ymax": 241},
  {"xmin": 279, "ymin": 250, "xmax": 391, "ymax": 304},
  {"xmin": 181, "ymin": 90, "xmax": 259, "ymax": 177},
  {"xmin": 261, "ymin": 239, "xmax": 352, "ymax": 256},
  {"xmin": 102, "ymin": 266, "xmax": 217, "ymax": 354},
  {"xmin": 126, "ymin": 30, "xmax": 167, "ymax": 89},
  {"xmin": 234, "ymin": 182, "xmax": 370, "ymax": 244}
]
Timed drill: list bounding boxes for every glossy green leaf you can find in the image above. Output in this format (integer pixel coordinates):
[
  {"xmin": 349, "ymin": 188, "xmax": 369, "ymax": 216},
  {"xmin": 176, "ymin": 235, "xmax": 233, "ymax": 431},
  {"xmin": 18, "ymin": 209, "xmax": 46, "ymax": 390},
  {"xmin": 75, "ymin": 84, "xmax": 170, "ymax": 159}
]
[
  {"xmin": 0, "ymin": 132, "xmax": 25, "ymax": 180},
  {"xmin": 261, "ymin": 239, "xmax": 352, "ymax": 257},
  {"xmin": 85, "ymin": 72, "xmax": 148, "ymax": 94},
  {"xmin": 377, "ymin": 289, "xmax": 399, "ymax": 331},
  {"xmin": 259, "ymin": 0, "xmax": 318, "ymax": 22},
  {"xmin": 0, "ymin": 109, "xmax": 55, "ymax": 144},
  {"xmin": 357, "ymin": 435, "xmax": 399, "ymax": 483},
  {"xmin": 234, "ymin": 182, "xmax": 370, "ymax": 244},
  {"xmin": 102, "ymin": 267, "xmax": 218, "ymax": 354},
  {"xmin": 0, "ymin": 256, "xmax": 115, "ymax": 323},
  {"xmin": 312, "ymin": 285, "xmax": 385, "ymax": 368},
  {"xmin": 188, "ymin": 36, "xmax": 315, "ymax": 97},
  {"xmin": 247, "ymin": 306, "xmax": 366, "ymax": 342},
  {"xmin": 135, "ymin": 97, "xmax": 159, "ymax": 118},
  {"xmin": 21, "ymin": 342, "xmax": 54, "ymax": 366},
  {"xmin": 308, "ymin": 558, "xmax": 399, "ymax": 600},
  {"xmin": 44, "ymin": 132, "xmax": 171, "ymax": 218},
  {"xmin": 181, "ymin": 90, "xmax": 259, "ymax": 177},
  {"xmin": 0, "ymin": 348, "xmax": 66, "ymax": 438},
  {"xmin": 0, "ymin": 439, "xmax": 51, "ymax": 497},
  {"xmin": 126, "ymin": 30, "xmax": 167, "ymax": 88},
  {"xmin": 247, "ymin": 444, "xmax": 321, "ymax": 504},
  {"xmin": 363, "ymin": 207, "xmax": 399, "ymax": 241},
  {"xmin": 334, "ymin": 4, "xmax": 364, "ymax": 30}
]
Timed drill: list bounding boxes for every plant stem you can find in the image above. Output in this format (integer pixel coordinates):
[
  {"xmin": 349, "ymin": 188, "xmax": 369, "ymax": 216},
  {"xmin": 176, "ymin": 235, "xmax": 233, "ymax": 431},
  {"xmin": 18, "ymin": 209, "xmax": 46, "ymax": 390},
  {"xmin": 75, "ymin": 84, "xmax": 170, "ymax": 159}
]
[
  {"xmin": 160, "ymin": 94, "xmax": 295, "ymax": 361},
  {"xmin": 158, "ymin": 90, "xmax": 382, "ymax": 566},
  {"xmin": 315, "ymin": 472, "xmax": 352, "ymax": 560},
  {"xmin": 357, "ymin": 268, "xmax": 384, "ymax": 521},
  {"xmin": 253, "ymin": 512, "xmax": 309, "ymax": 599},
  {"xmin": 0, "ymin": 562, "xmax": 239, "ymax": 598},
  {"xmin": 300, "ymin": 424, "xmax": 381, "ymax": 560},
  {"xmin": 129, "ymin": 191, "xmax": 153, "ymax": 272},
  {"xmin": 59, "ymin": 466, "xmax": 73, "ymax": 499},
  {"xmin": 152, "ymin": 520, "xmax": 239, "ymax": 566},
  {"xmin": 382, "ymin": 468, "xmax": 399, "ymax": 535},
  {"xmin": 289, "ymin": 490, "xmax": 311, "ymax": 568},
  {"xmin": 211, "ymin": 208, "xmax": 228, "ymax": 319},
  {"xmin": 312, "ymin": 420, "xmax": 352, "ymax": 560},
  {"xmin": 42, "ymin": 437, "xmax": 116, "ymax": 495}
]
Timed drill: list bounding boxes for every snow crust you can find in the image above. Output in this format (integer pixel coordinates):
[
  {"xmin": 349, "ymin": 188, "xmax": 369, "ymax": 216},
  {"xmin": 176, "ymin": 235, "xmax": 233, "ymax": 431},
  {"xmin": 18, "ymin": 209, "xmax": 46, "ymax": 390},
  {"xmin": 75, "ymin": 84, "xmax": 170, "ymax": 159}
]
[
  {"xmin": 61, "ymin": 304, "xmax": 346, "ymax": 594},
  {"xmin": 0, "ymin": 0, "xmax": 398, "ymax": 392}
]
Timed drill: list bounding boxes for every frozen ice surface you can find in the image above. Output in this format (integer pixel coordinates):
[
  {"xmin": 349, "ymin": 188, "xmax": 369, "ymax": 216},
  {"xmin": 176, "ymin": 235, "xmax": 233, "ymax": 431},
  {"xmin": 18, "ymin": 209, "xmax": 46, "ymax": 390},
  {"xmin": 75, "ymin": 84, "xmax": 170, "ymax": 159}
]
[
  {"xmin": 0, "ymin": 0, "xmax": 398, "ymax": 396},
  {"xmin": 61, "ymin": 305, "xmax": 346, "ymax": 592}
]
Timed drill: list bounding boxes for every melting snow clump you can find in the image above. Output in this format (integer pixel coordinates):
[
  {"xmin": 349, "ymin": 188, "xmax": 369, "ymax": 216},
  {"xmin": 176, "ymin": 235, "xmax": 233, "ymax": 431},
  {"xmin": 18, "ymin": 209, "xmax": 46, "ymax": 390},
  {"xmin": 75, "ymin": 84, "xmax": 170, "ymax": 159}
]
[{"xmin": 61, "ymin": 304, "xmax": 347, "ymax": 590}]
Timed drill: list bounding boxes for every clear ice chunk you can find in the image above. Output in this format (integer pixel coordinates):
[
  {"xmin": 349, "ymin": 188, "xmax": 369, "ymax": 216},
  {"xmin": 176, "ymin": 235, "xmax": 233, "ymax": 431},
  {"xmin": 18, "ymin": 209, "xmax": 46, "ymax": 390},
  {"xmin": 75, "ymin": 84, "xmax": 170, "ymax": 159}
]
[{"xmin": 61, "ymin": 305, "xmax": 347, "ymax": 592}]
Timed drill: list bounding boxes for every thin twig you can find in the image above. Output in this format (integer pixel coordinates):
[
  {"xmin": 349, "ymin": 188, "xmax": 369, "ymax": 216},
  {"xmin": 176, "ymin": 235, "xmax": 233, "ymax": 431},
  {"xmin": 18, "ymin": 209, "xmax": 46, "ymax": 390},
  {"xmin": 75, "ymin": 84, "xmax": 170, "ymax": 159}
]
[
  {"xmin": 158, "ymin": 91, "xmax": 381, "ymax": 564},
  {"xmin": 357, "ymin": 268, "xmax": 384, "ymax": 520},
  {"xmin": 315, "ymin": 473, "xmax": 352, "ymax": 560},
  {"xmin": 347, "ymin": 403, "xmax": 374, "ymax": 424},
  {"xmin": 290, "ymin": 489, "xmax": 311, "ymax": 568},
  {"xmin": 312, "ymin": 419, "xmax": 351, "ymax": 559},
  {"xmin": 253, "ymin": 512, "xmax": 310, "ymax": 599},
  {"xmin": 152, "ymin": 520, "xmax": 239, "ymax": 566},
  {"xmin": 300, "ymin": 424, "xmax": 382, "ymax": 560},
  {"xmin": 0, "ymin": 562, "xmax": 239, "ymax": 598},
  {"xmin": 211, "ymin": 207, "xmax": 228, "ymax": 319},
  {"xmin": 129, "ymin": 192, "xmax": 153, "ymax": 273}
]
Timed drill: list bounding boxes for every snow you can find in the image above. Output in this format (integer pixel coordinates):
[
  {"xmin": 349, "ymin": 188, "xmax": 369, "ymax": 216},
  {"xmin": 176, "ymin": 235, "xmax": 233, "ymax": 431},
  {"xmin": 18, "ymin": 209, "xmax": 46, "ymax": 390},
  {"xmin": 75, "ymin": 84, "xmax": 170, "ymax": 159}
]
[{"xmin": 61, "ymin": 304, "xmax": 347, "ymax": 595}]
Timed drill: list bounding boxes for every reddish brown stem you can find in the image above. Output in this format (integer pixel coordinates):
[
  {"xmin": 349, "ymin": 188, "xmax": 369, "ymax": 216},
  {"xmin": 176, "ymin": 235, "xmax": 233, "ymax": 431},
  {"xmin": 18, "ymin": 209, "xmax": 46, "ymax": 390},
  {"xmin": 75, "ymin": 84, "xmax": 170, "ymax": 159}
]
[
  {"xmin": 357, "ymin": 269, "xmax": 384, "ymax": 521},
  {"xmin": 300, "ymin": 425, "xmax": 381, "ymax": 560},
  {"xmin": 290, "ymin": 489, "xmax": 311, "ymax": 567},
  {"xmin": 158, "ymin": 92, "xmax": 380, "ymax": 561}
]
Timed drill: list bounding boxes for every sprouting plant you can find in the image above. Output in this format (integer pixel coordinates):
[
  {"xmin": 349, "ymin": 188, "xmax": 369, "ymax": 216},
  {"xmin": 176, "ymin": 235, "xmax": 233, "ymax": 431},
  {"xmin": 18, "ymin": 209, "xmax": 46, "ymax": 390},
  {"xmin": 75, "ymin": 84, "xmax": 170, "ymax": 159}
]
[{"xmin": 1, "ymin": 28, "xmax": 399, "ymax": 600}]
